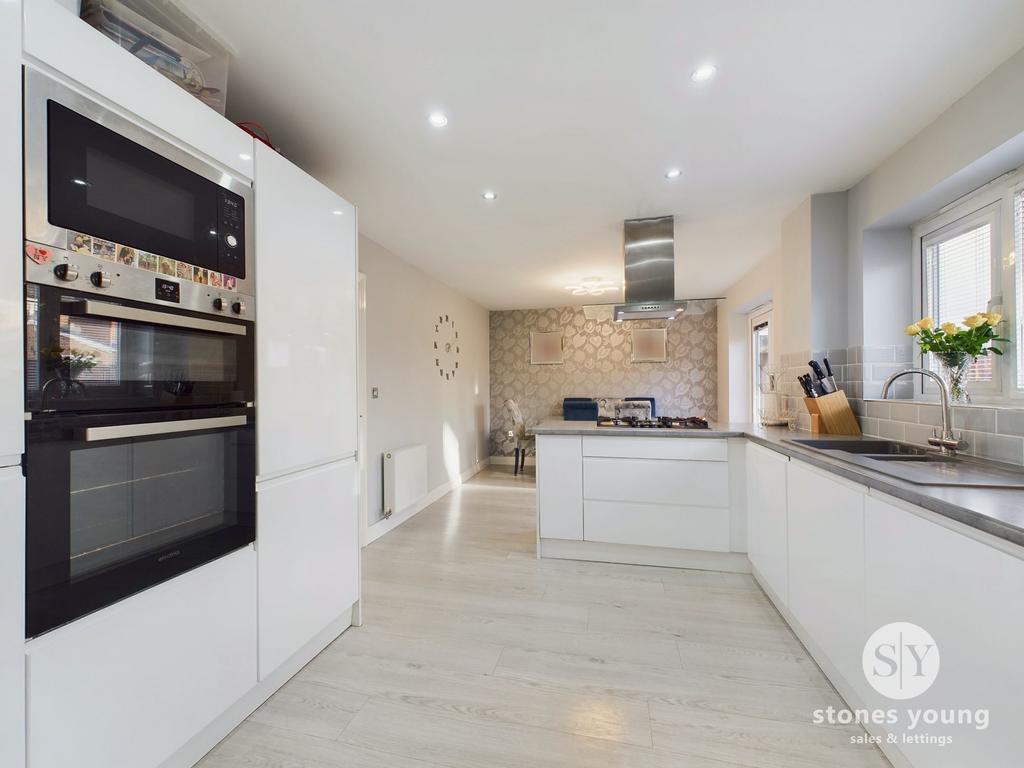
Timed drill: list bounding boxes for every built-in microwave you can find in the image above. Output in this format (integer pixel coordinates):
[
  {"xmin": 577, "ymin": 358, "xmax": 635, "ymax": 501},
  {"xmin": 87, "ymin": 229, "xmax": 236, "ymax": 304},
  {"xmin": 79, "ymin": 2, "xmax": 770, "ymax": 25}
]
[{"xmin": 23, "ymin": 67, "xmax": 254, "ymax": 317}]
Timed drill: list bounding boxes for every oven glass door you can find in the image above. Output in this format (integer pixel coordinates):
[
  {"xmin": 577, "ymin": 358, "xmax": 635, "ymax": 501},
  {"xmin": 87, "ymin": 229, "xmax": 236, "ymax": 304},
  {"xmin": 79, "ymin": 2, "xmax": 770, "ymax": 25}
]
[
  {"xmin": 45, "ymin": 99, "xmax": 246, "ymax": 277},
  {"xmin": 26, "ymin": 407, "xmax": 255, "ymax": 637},
  {"xmin": 25, "ymin": 284, "xmax": 253, "ymax": 413}
]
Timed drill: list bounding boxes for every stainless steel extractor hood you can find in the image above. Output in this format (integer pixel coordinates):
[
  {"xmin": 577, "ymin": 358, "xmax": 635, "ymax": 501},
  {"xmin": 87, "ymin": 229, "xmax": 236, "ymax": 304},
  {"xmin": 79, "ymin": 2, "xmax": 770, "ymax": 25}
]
[
  {"xmin": 582, "ymin": 215, "xmax": 721, "ymax": 321},
  {"xmin": 613, "ymin": 215, "xmax": 690, "ymax": 321}
]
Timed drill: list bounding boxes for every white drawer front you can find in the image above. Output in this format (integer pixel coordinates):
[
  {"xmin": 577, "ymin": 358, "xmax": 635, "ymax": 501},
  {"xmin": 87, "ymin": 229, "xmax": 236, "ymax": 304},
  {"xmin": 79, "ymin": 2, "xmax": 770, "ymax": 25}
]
[
  {"xmin": 585, "ymin": 500, "xmax": 731, "ymax": 551},
  {"xmin": 584, "ymin": 457, "xmax": 729, "ymax": 508},
  {"xmin": 582, "ymin": 436, "xmax": 727, "ymax": 461}
]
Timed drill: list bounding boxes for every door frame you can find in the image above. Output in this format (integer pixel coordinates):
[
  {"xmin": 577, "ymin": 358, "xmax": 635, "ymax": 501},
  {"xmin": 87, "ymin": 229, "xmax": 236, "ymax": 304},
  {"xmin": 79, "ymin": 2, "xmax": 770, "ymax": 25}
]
[{"xmin": 357, "ymin": 272, "xmax": 368, "ymax": 549}]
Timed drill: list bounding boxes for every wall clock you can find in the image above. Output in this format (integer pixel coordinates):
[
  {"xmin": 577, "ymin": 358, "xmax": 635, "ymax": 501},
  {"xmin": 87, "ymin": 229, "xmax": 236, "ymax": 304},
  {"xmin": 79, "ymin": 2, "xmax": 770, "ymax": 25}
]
[{"xmin": 434, "ymin": 314, "xmax": 459, "ymax": 380}]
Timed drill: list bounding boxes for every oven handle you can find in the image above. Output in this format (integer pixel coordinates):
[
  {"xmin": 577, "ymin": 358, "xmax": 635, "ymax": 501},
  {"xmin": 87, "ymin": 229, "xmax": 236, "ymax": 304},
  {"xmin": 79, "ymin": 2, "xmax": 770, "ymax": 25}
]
[
  {"xmin": 62, "ymin": 300, "xmax": 247, "ymax": 337},
  {"xmin": 80, "ymin": 415, "xmax": 249, "ymax": 442}
]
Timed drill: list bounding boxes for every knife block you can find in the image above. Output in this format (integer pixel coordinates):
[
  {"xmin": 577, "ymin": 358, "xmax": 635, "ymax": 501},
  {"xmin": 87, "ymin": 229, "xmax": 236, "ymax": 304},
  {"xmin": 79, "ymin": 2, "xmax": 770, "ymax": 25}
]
[{"xmin": 803, "ymin": 391, "xmax": 861, "ymax": 436}]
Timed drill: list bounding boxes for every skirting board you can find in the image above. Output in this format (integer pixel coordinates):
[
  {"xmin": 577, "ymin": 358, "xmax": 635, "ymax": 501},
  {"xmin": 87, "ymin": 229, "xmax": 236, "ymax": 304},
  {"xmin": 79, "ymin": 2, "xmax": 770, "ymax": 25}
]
[
  {"xmin": 489, "ymin": 455, "xmax": 535, "ymax": 467},
  {"xmin": 750, "ymin": 565, "xmax": 911, "ymax": 768},
  {"xmin": 160, "ymin": 606, "xmax": 356, "ymax": 768},
  {"xmin": 539, "ymin": 538, "xmax": 752, "ymax": 573},
  {"xmin": 365, "ymin": 457, "xmax": 490, "ymax": 544}
]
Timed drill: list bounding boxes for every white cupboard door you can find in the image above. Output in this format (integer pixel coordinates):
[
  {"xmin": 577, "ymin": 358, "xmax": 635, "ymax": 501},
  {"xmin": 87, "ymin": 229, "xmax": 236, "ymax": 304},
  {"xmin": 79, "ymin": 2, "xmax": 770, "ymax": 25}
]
[
  {"xmin": 26, "ymin": 548, "xmax": 257, "ymax": 768},
  {"xmin": 257, "ymin": 459, "xmax": 358, "ymax": 678},
  {"xmin": 0, "ymin": 0, "xmax": 21, "ymax": 464},
  {"xmin": 745, "ymin": 443, "xmax": 789, "ymax": 603},
  {"xmin": 0, "ymin": 468, "xmax": 24, "ymax": 768},
  {"xmin": 786, "ymin": 460, "xmax": 865, "ymax": 684},
  {"xmin": 864, "ymin": 495, "xmax": 1024, "ymax": 768},
  {"xmin": 536, "ymin": 435, "xmax": 583, "ymax": 540},
  {"xmin": 255, "ymin": 144, "xmax": 357, "ymax": 479}
]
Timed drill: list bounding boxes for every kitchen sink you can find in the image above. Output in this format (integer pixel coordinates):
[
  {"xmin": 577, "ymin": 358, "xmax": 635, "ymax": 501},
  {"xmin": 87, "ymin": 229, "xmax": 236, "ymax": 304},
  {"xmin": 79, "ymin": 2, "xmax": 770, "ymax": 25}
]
[{"xmin": 784, "ymin": 438, "xmax": 1024, "ymax": 488}]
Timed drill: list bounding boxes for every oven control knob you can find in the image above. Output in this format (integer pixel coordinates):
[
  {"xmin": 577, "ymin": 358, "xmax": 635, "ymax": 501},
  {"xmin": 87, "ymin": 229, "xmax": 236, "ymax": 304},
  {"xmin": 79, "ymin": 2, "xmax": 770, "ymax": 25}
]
[
  {"xmin": 225, "ymin": 233, "xmax": 238, "ymax": 248},
  {"xmin": 212, "ymin": 297, "xmax": 224, "ymax": 311},
  {"xmin": 90, "ymin": 270, "xmax": 112, "ymax": 288},
  {"xmin": 54, "ymin": 263, "xmax": 79, "ymax": 282},
  {"xmin": 231, "ymin": 300, "xmax": 246, "ymax": 315}
]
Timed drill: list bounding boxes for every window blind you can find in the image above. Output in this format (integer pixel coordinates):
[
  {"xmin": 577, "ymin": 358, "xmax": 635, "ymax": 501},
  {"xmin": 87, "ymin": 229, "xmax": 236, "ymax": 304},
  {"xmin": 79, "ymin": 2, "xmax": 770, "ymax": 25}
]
[
  {"xmin": 1016, "ymin": 191, "xmax": 1024, "ymax": 389},
  {"xmin": 923, "ymin": 221, "xmax": 992, "ymax": 381}
]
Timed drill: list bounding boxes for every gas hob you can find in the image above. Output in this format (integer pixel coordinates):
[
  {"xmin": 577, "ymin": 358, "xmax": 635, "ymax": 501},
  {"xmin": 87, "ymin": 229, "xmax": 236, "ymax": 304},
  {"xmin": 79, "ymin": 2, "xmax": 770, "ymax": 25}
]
[{"xmin": 596, "ymin": 416, "xmax": 710, "ymax": 429}]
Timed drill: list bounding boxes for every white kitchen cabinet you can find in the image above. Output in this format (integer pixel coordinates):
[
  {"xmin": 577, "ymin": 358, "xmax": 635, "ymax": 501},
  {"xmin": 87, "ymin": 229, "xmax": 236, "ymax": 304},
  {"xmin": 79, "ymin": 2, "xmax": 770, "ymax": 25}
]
[
  {"xmin": 257, "ymin": 459, "xmax": 358, "ymax": 678},
  {"xmin": 0, "ymin": 0, "xmax": 22, "ymax": 466},
  {"xmin": 582, "ymin": 436, "xmax": 728, "ymax": 461},
  {"xmin": 583, "ymin": 456, "xmax": 729, "ymax": 507},
  {"xmin": 787, "ymin": 461, "xmax": 866, "ymax": 684},
  {"xmin": 584, "ymin": 500, "xmax": 730, "ymax": 551},
  {"xmin": 23, "ymin": 0, "xmax": 254, "ymax": 180},
  {"xmin": 255, "ymin": 142, "xmax": 357, "ymax": 479},
  {"xmin": 536, "ymin": 435, "xmax": 583, "ymax": 540},
  {"xmin": 864, "ymin": 494, "xmax": 1024, "ymax": 768},
  {"xmin": 0, "ymin": 468, "xmax": 24, "ymax": 768},
  {"xmin": 745, "ymin": 442, "xmax": 789, "ymax": 602},
  {"xmin": 26, "ymin": 548, "xmax": 257, "ymax": 768}
]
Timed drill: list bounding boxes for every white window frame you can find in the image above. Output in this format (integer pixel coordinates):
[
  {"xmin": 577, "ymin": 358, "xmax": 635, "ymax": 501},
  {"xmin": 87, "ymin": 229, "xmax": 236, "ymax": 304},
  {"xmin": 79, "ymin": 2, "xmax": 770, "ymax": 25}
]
[
  {"xmin": 910, "ymin": 169, "xmax": 1021, "ymax": 404},
  {"xmin": 749, "ymin": 305, "xmax": 773, "ymax": 420}
]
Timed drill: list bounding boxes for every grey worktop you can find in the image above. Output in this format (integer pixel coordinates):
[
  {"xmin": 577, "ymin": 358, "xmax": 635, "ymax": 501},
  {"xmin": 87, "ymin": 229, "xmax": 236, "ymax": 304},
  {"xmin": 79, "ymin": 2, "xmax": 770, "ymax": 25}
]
[{"xmin": 533, "ymin": 419, "xmax": 1024, "ymax": 549}]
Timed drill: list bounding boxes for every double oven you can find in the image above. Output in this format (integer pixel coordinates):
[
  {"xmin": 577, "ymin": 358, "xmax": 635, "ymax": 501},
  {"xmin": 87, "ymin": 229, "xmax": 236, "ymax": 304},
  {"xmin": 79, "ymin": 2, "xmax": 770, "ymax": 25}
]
[{"xmin": 22, "ymin": 69, "xmax": 257, "ymax": 637}]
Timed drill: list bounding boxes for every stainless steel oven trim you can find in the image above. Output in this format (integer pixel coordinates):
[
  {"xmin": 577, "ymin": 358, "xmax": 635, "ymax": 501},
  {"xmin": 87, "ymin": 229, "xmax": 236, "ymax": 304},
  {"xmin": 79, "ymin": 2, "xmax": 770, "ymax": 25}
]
[
  {"xmin": 23, "ymin": 66, "xmax": 255, "ymax": 297},
  {"xmin": 63, "ymin": 298, "xmax": 247, "ymax": 336},
  {"xmin": 79, "ymin": 415, "xmax": 248, "ymax": 442}
]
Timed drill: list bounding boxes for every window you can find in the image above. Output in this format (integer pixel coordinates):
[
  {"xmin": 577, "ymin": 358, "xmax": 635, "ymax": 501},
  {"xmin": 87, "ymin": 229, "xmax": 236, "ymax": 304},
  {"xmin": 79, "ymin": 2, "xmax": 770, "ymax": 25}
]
[
  {"xmin": 921, "ymin": 211, "xmax": 996, "ymax": 384},
  {"xmin": 1016, "ymin": 191, "xmax": 1024, "ymax": 389},
  {"xmin": 912, "ymin": 170, "xmax": 1024, "ymax": 403},
  {"xmin": 749, "ymin": 307, "xmax": 773, "ymax": 420}
]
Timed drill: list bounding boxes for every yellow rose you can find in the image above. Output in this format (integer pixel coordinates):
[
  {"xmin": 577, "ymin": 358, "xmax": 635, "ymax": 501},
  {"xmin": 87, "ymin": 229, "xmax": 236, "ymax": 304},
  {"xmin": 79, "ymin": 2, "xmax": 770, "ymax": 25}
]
[
  {"xmin": 917, "ymin": 316, "xmax": 935, "ymax": 330},
  {"xmin": 985, "ymin": 312, "xmax": 1003, "ymax": 326},
  {"xmin": 963, "ymin": 314, "xmax": 985, "ymax": 329},
  {"xmin": 905, "ymin": 323, "xmax": 921, "ymax": 336},
  {"xmin": 941, "ymin": 322, "xmax": 958, "ymax": 335}
]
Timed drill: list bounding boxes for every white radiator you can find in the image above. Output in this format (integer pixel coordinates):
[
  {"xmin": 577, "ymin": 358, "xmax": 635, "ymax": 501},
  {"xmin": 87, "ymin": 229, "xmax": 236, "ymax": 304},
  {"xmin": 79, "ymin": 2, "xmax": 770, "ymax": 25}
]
[{"xmin": 382, "ymin": 444, "xmax": 428, "ymax": 519}]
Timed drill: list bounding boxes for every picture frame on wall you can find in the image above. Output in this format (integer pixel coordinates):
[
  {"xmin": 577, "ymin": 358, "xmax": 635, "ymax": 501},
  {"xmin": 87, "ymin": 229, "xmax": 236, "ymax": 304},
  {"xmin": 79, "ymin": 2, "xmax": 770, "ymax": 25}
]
[
  {"xmin": 631, "ymin": 327, "xmax": 668, "ymax": 363},
  {"xmin": 530, "ymin": 330, "xmax": 564, "ymax": 365}
]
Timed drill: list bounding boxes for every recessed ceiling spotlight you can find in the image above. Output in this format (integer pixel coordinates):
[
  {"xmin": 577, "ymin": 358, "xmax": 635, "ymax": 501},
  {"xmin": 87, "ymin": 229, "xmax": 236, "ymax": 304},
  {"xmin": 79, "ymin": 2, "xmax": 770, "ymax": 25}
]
[
  {"xmin": 332, "ymin": 210, "xmax": 344, "ymax": 215},
  {"xmin": 482, "ymin": 190, "xmax": 497, "ymax": 201},
  {"xmin": 239, "ymin": 153, "xmax": 252, "ymax": 161},
  {"xmin": 664, "ymin": 168, "xmax": 682, "ymax": 180},
  {"xmin": 690, "ymin": 63, "xmax": 717, "ymax": 83},
  {"xmin": 428, "ymin": 111, "xmax": 449, "ymax": 128}
]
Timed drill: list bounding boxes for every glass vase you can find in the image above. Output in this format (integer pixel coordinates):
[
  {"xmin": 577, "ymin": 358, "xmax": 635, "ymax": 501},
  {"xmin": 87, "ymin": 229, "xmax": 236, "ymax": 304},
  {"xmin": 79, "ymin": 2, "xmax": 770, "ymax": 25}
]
[{"xmin": 937, "ymin": 353, "xmax": 973, "ymax": 404}]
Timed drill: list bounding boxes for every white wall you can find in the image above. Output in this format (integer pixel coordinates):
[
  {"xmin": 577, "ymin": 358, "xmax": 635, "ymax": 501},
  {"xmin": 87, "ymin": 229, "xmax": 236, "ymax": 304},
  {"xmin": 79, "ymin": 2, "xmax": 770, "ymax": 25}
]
[
  {"xmin": 359, "ymin": 236, "xmax": 490, "ymax": 527},
  {"xmin": 848, "ymin": 46, "xmax": 1024, "ymax": 346}
]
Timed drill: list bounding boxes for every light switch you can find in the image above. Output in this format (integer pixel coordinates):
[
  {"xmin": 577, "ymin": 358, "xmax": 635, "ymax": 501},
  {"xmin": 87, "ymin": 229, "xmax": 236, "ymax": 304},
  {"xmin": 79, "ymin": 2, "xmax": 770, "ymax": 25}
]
[{"xmin": 371, "ymin": 387, "xmax": 380, "ymax": 399}]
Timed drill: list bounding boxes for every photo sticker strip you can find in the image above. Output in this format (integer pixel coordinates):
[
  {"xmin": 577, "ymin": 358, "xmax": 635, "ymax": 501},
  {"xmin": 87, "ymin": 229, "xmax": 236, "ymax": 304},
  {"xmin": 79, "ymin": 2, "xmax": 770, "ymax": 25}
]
[
  {"xmin": 92, "ymin": 237, "xmax": 116, "ymax": 261},
  {"xmin": 209, "ymin": 271, "xmax": 223, "ymax": 288},
  {"xmin": 192, "ymin": 266, "xmax": 208, "ymax": 284},
  {"xmin": 116, "ymin": 246, "xmax": 137, "ymax": 267},
  {"xmin": 159, "ymin": 257, "xmax": 176, "ymax": 276},
  {"xmin": 138, "ymin": 252, "xmax": 158, "ymax": 272},
  {"xmin": 68, "ymin": 231, "xmax": 92, "ymax": 255},
  {"xmin": 176, "ymin": 261, "xmax": 191, "ymax": 280},
  {"xmin": 223, "ymin": 275, "xmax": 237, "ymax": 292}
]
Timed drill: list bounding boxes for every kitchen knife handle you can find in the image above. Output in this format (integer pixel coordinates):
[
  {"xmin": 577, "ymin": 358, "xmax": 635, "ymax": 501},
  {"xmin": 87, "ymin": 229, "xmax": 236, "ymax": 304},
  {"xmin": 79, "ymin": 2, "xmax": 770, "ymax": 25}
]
[
  {"xmin": 823, "ymin": 357, "xmax": 834, "ymax": 377},
  {"xmin": 808, "ymin": 360, "xmax": 825, "ymax": 380}
]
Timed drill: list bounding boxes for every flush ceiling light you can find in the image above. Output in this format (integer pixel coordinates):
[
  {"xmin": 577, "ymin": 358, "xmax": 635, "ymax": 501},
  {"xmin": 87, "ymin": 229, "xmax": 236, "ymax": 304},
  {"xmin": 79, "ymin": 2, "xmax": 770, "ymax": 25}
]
[
  {"xmin": 482, "ymin": 190, "xmax": 497, "ymax": 201},
  {"xmin": 239, "ymin": 153, "xmax": 252, "ymax": 161},
  {"xmin": 664, "ymin": 167, "xmax": 682, "ymax": 180},
  {"xmin": 690, "ymin": 63, "xmax": 717, "ymax": 83},
  {"xmin": 332, "ymin": 210, "xmax": 344, "ymax": 215},
  {"xmin": 564, "ymin": 277, "xmax": 620, "ymax": 296},
  {"xmin": 428, "ymin": 111, "xmax": 449, "ymax": 128}
]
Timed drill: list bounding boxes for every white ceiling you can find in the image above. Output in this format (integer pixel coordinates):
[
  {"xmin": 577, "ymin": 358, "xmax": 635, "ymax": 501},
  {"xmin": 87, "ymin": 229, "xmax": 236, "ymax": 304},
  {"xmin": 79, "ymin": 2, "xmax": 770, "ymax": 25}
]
[{"xmin": 182, "ymin": 0, "xmax": 1024, "ymax": 310}]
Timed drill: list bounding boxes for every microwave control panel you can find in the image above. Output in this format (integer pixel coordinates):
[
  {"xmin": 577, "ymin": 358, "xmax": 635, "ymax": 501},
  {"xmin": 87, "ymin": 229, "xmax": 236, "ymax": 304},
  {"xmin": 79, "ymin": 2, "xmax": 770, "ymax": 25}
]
[{"xmin": 217, "ymin": 189, "xmax": 246, "ymax": 279}]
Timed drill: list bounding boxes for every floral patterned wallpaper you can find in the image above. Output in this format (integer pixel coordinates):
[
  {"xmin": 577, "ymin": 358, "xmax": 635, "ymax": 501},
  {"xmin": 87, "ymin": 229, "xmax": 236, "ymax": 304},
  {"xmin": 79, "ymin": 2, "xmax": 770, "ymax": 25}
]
[{"xmin": 489, "ymin": 306, "xmax": 718, "ymax": 455}]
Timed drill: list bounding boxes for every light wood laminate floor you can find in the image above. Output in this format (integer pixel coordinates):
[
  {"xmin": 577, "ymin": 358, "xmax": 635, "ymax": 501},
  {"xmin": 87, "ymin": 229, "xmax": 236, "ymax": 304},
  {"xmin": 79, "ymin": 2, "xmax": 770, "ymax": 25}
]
[{"xmin": 199, "ymin": 467, "xmax": 890, "ymax": 768}]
